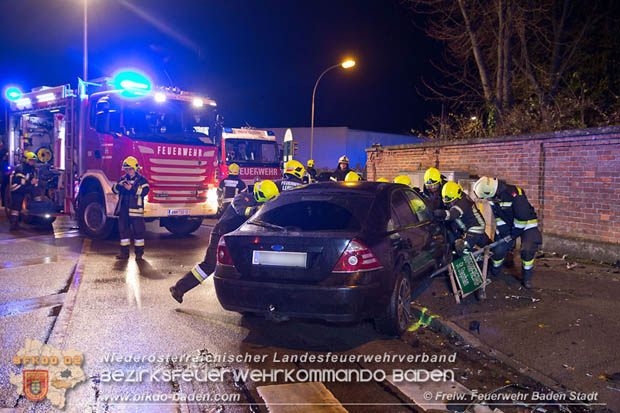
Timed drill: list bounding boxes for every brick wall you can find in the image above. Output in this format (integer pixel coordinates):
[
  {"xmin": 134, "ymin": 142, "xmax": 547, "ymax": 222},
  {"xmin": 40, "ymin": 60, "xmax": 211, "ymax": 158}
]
[{"xmin": 366, "ymin": 127, "xmax": 620, "ymax": 249}]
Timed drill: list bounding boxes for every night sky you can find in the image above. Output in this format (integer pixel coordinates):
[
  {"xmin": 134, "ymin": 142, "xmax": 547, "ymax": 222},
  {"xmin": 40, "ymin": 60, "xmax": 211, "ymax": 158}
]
[{"xmin": 0, "ymin": 0, "xmax": 439, "ymax": 134}]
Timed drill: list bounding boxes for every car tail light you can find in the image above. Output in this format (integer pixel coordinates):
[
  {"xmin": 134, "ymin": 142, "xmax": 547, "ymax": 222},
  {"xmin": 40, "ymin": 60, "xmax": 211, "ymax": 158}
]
[
  {"xmin": 332, "ymin": 239, "xmax": 383, "ymax": 273},
  {"xmin": 217, "ymin": 237, "xmax": 233, "ymax": 266}
]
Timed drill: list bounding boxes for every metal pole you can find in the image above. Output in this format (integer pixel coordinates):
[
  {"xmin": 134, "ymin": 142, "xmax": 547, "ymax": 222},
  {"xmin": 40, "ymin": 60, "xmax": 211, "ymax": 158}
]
[
  {"xmin": 310, "ymin": 64, "xmax": 340, "ymax": 160},
  {"xmin": 83, "ymin": 0, "xmax": 88, "ymax": 82}
]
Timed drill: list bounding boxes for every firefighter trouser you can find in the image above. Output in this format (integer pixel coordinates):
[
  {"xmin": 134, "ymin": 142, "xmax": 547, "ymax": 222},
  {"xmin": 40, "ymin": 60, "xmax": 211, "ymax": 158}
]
[
  {"xmin": 118, "ymin": 213, "xmax": 145, "ymax": 256},
  {"xmin": 173, "ymin": 226, "xmax": 223, "ymax": 295},
  {"xmin": 491, "ymin": 227, "xmax": 542, "ymax": 280},
  {"xmin": 8, "ymin": 186, "xmax": 42, "ymax": 220}
]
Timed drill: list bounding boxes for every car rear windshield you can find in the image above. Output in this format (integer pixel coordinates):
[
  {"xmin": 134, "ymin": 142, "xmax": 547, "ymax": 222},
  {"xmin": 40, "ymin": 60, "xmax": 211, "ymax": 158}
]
[{"xmin": 252, "ymin": 194, "xmax": 373, "ymax": 232}]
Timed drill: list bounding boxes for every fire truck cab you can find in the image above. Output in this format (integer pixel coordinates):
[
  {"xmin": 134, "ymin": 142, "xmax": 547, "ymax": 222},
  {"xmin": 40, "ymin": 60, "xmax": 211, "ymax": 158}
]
[
  {"xmin": 219, "ymin": 127, "xmax": 281, "ymax": 189},
  {"xmin": 4, "ymin": 73, "xmax": 221, "ymax": 238}
]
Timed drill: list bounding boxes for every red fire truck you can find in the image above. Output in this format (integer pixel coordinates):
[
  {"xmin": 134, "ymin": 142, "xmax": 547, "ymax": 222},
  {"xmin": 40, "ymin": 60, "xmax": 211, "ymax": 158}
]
[
  {"xmin": 219, "ymin": 127, "xmax": 282, "ymax": 187},
  {"xmin": 4, "ymin": 71, "xmax": 222, "ymax": 238}
]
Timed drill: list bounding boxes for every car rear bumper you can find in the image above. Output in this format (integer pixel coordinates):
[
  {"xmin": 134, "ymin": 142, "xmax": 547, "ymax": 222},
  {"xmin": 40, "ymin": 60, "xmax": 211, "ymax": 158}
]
[{"xmin": 213, "ymin": 274, "xmax": 385, "ymax": 322}]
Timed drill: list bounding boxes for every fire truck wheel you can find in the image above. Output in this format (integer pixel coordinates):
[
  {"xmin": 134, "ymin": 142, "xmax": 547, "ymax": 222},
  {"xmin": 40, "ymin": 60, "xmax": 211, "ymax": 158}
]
[
  {"xmin": 78, "ymin": 193, "xmax": 115, "ymax": 239},
  {"xmin": 161, "ymin": 216, "xmax": 203, "ymax": 236}
]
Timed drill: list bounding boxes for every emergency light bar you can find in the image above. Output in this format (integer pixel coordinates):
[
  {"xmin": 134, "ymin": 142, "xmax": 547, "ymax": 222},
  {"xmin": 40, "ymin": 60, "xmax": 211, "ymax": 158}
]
[{"xmin": 4, "ymin": 87, "xmax": 22, "ymax": 101}]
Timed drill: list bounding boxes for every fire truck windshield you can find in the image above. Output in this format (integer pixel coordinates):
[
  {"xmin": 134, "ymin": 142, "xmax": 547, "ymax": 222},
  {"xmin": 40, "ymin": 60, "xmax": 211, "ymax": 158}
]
[
  {"xmin": 225, "ymin": 139, "xmax": 279, "ymax": 164},
  {"xmin": 120, "ymin": 98, "xmax": 216, "ymax": 145}
]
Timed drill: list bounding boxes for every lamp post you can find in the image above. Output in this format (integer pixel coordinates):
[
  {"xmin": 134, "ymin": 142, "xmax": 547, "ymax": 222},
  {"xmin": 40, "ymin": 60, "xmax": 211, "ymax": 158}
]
[
  {"xmin": 310, "ymin": 59, "xmax": 356, "ymax": 160},
  {"xmin": 83, "ymin": 0, "xmax": 88, "ymax": 81}
]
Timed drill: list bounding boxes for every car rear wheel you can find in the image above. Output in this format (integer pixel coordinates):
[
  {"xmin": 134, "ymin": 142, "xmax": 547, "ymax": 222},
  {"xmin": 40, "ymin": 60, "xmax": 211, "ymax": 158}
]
[{"xmin": 374, "ymin": 268, "xmax": 412, "ymax": 336}]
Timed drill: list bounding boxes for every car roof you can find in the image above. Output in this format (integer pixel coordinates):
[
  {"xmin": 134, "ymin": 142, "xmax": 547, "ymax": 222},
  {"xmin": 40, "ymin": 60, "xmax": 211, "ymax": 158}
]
[{"xmin": 280, "ymin": 181, "xmax": 402, "ymax": 196}]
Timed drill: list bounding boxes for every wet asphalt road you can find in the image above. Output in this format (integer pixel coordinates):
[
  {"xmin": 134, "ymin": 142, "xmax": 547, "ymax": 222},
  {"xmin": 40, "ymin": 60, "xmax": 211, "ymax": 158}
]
[{"xmin": 0, "ymin": 214, "xmax": 598, "ymax": 413}]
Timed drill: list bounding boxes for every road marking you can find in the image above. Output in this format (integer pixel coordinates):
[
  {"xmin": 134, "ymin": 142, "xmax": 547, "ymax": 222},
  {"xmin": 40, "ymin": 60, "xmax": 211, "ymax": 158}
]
[
  {"xmin": 0, "ymin": 254, "xmax": 79, "ymax": 271},
  {"xmin": 0, "ymin": 293, "xmax": 67, "ymax": 318},
  {"xmin": 47, "ymin": 238, "xmax": 90, "ymax": 348},
  {"xmin": 257, "ymin": 382, "xmax": 348, "ymax": 413}
]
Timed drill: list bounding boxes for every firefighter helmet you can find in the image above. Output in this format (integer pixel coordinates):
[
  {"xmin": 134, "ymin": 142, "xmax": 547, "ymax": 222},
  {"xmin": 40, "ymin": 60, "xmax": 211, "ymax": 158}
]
[
  {"xmin": 228, "ymin": 163, "xmax": 240, "ymax": 175},
  {"xmin": 24, "ymin": 152, "xmax": 37, "ymax": 162},
  {"xmin": 424, "ymin": 167, "xmax": 442, "ymax": 191},
  {"xmin": 393, "ymin": 175, "xmax": 411, "ymax": 186},
  {"xmin": 284, "ymin": 160, "xmax": 305, "ymax": 180},
  {"xmin": 307, "ymin": 159, "xmax": 315, "ymax": 168},
  {"xmin": 338, "ymin": 155, "xmax": 349, "ymax": 165},
  {"xmin": 253, "ymin": 180, "xmax": 279, "ymax": 203},
  {"xmin": 122, "ymin": 156, "xmax": 140, "ymax": 171},
  {"xmin": 345, "ymin": 171, "xmax": 361, "ymax": 181},
  {"xmin": 442, "ymin": 181, "xmax": 463, "ymax": 204},
  {"xmin": 473, "ymin": 176, "xmax": 499, "ymax": 199},
  {"xmin": 376, "ymin": 177, "xmax": 389, "ymax": 182}
]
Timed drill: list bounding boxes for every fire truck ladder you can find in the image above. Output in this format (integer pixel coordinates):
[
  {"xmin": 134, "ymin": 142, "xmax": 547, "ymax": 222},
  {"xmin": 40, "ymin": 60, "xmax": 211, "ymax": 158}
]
[{"xmin": 63, "ymin": 96, "xmax": 78, "ymax": 215}]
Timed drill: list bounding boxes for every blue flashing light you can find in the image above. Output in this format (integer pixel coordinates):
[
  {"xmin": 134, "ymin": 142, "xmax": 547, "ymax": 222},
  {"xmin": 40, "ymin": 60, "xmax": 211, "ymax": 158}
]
[
  {"xmin": 224, "ymin": 128, "xmax": 233, "ymax": 133},
  {"xmin": 113, "ymin": 71, "xmax": 152, "ymax": 98},
  {"xmin": 5, "ymin": 87, "xmax": 22, "ymax": 101},
  {"xmin": 267, "ymin": 130, "xmax": 275, "ymax": 136}
]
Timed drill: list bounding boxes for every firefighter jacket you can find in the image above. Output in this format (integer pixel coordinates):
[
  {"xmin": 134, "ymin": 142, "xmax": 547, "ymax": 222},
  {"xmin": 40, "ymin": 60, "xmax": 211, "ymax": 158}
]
[
  {"xmin": 112, "ymin": 173, "xmax": 149, "ymax": 217},
  {"xmin": 436, "ymin": 195, "xmax": 486, "ymax": 237},
  {"xmin": 489, "ymin": 181, "xmax": 538, "ymax": 239},
  {"xmin": 275, "ymin": 174, "xmax": 304, "ymax": 192},
  {"xmin": 217, "ymin": 175, "xmax": 246, "ymax": 203},
  {"xmin": 10, "ymin": 162, "xmax": 37, "ymax": 192},
  {"xmin": 216, "ymin": 191, "xmax": 261, "ymax": 233},
  {"xmin": 422, "ymin": 177, "xmax": 446, "ymax": 212},
  {"xmin": 331, "ymin": 166, "xmax": 351, "ymax": 181},
  {"xmin": 305, "ymin": 167, "xmax": 318, "ymax": 183}
]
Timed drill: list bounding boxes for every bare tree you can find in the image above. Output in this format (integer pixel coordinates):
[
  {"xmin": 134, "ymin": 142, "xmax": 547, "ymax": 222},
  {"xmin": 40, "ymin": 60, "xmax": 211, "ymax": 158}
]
[{"xmin": 408, "ymin": 0, "xmax": 618, "ymax": 139}]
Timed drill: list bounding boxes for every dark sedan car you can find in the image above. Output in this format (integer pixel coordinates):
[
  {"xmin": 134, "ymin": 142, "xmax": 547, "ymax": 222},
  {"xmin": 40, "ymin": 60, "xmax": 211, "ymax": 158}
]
[{"xmin": 213, "ymin": 181, "xmax": 448, "ymax": 335}]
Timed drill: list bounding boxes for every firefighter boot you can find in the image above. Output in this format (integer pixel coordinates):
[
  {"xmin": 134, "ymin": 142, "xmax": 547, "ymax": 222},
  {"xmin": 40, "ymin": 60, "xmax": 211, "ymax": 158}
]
[
  {"xmin": 135, "ymin": 244, "xmax": 145, "ymax": 261},
  {"xmin": 116, "ymin": 246, "xmax": 130, "ymax": 260},
  {"xmin": 522, "ymin": 268, "xmax": 534, "ymax": 289},
  {"xmin": 169, "ymin": 272, "xmax": 201, "ymax": 304}
]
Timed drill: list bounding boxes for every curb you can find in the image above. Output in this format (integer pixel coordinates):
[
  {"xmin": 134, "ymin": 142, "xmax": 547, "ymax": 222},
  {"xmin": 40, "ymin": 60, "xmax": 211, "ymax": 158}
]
[{"xmin": 409, "ymin": 302, "xmax": 568, "ymax": 392}]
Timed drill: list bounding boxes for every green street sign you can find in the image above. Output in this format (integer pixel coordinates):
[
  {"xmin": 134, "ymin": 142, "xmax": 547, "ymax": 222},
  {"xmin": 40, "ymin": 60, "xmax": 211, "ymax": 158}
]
[{"xmin": 451, "ymin": 253, "xmax": 485, "ymax": 296}]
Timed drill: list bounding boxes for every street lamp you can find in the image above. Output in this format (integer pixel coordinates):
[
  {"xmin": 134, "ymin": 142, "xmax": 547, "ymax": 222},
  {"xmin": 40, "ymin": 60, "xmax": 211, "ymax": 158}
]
[
  {"xmin": 310, "ymin": 59, "xmax": 356, "ymax": 160},
  {"xmin": 83, "ymin": 0, "xmax": 88, "ymax": 81}
]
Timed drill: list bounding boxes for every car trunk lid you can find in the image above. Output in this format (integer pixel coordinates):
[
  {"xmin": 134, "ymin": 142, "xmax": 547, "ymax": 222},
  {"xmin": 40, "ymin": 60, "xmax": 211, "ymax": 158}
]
[{"xmin": 223, "ymin": 231, "xmax": 354, "ymax": 283}]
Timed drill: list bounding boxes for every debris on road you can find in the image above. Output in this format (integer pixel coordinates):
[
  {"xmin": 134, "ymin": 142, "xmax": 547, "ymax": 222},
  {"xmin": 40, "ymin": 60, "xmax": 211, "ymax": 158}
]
[{"xmin": 505, "ymin": 295, "xmax": 540, "ymax": 302}]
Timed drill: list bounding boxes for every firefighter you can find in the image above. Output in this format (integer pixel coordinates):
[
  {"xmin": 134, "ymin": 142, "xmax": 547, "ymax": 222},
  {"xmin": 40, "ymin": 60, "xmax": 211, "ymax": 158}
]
[
  {"xmin": 276, "ymin": 160, "xmax": 305, "ymax": 191},
  {"xmin": 112, "ymin": 156, "xmax": 149, "ymax": 260},
  {"xmin": 169, "ymin": 180, "xmax": 280, "ymax": 303},
  {"xmin": 376, "ymin": 177, "xmax": 389, "ymax": 182},
  {"xmin": 434, "ymin": 181, "xmax": 490, "ymax": 255},
  {"xmin": 305, "ymin": 159, "xmax": 317, "ymax": 183},
  {"xmin": 332, "ymin": 155, "xmax": 351, "ymax": 181},
  {"xmin": 393, "ymin": 175, "xmax": 412, "ymax": 187},
  {"xmin": 345, "ymin": 171, "xmax": 361, "ymax": 181},
  {"xmin": 473, "ymin": 177, "xmax": 542, "ymax": 289},
  {"xmin": 8, "ymin": 152, "xmax": 41, "ymax": 230},
  {"xmin": 423, "ymin": 167, "xmax": 447, "ymax": 211},
  {"xmin": 1, "ymin": 140, "xmax": 10, "ymax": 207},
  {"xmin": 217, "ymin": 163, "xmax": 246, "ymax": 214}
]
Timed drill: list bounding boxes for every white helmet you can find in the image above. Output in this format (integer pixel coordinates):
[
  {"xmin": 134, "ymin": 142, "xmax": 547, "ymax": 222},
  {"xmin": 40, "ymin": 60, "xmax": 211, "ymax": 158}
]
[{"xmin": 473, "ymin": 177, "xmax": 499, "ymax": 199}]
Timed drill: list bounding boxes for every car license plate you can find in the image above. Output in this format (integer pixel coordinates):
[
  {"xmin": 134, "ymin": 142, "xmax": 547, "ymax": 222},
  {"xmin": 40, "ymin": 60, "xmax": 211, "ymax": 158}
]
[
  {"xmin": 252, "ymin": 251, "xmax": 307, "ymax": 268},
  {"xmin": 168, "ymin": 209, "xmax": 190, "ymax": 216}
]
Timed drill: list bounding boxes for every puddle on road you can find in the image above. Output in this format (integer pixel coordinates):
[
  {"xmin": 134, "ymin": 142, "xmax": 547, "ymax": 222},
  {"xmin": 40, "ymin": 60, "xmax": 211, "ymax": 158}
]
[
  {"xmin": 0, "ymin": 254, "xmax": 79, "ymax": 271},
  {"xmin": 125, "ymin": 260, "xmax": 142, "ymax": 309},
  {"xmin": 0, "ymin": 293, "xmax": 67, "ymax": 318}
]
